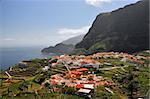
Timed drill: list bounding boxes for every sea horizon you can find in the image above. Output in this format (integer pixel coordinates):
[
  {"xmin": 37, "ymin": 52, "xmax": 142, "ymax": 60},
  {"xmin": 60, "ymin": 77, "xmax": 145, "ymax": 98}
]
[{"xmin": 0, "ymin": 46, "xmax": 58, "ymax": 70}]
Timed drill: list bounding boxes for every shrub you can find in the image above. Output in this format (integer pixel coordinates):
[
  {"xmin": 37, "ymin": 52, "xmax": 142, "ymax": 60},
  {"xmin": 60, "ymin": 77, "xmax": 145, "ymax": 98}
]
[
  {"xmin": 70, "ymin": 48, "xmax": 87, "ymax": 55},
  {"xmin": 18, "ymin": 81, "xmax": 30, "ymax": 91},
  {"xmin": 87, "ymin": 42, "xmax": 106, "ymax": 54},
  {"xmin": 33, "ymin": 74, "xmax": 46, "ymax": 84},
  {"xmin": 63, "ymin": 86, "xmax": 75, "ymax": 94}
]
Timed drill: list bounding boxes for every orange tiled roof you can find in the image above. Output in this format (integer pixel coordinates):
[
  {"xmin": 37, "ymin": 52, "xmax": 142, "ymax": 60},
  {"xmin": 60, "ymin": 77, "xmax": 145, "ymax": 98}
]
[
  {"xmin": 75, "ymin": 84, "xmax": 84, "ymax": 88},
  {"xmin": 76, "ymin": 68, "xmax": 88, "ymax": 72},
  {"xmin": 71, "ymin": 71, "xmax": 83, "ymax": 75}
]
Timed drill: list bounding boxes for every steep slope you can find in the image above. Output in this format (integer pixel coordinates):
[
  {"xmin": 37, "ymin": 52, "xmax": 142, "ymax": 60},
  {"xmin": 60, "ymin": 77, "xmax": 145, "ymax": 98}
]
[
  {"xmin": 62, "ymin": 35, "xmax": 84, "ymax": 45},
  {"xmin": 41, "ymin": 35, "xmax": 84, "ymax": 54},
  {"xmin": 76, "ymin": 0, "xmax": 149, "ymax": 54},
  {"xmin": 41, "ymin": 43, "xmax": 74, "ymax": 54}
]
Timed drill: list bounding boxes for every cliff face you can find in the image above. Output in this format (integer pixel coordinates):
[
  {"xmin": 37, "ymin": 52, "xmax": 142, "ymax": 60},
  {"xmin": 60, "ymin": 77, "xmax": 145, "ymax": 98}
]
[{"xmin": 76, "ymin": 0, "xmax": 149, "ymax": 54}]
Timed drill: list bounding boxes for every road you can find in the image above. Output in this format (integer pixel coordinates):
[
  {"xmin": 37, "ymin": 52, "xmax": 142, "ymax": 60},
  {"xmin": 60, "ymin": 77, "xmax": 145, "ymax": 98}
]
[{"xmin": 99, "ymin": 65, "xmax": 128, "ymax": 71}]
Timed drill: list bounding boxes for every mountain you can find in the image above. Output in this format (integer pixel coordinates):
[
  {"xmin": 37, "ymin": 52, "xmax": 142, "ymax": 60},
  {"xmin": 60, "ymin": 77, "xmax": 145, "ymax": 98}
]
[
  {"xmin": 41, "ymin": 43, "xmax": 74, "ymax": 54},
  {"xmin": 41, "ymin": 35, "xmax": 84, "ymax": 54},
  {"xmin": 62, "ymin": 35, "xmax": 84, "ymax": 45},
  {"xmin": 75, "ymin": 0, "xmax": 149, "ymax": 54}
]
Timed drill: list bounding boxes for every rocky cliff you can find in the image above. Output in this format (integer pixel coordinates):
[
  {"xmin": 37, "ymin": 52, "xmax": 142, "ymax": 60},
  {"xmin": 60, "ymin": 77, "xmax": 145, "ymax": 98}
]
[{"xmin": 76, "ymin": 0, "xmax": 149, "ymax": 54}]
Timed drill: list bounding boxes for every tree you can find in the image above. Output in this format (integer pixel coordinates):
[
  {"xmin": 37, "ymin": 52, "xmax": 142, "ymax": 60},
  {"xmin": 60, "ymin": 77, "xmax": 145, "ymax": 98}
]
[
  {"xmin": 18, "ymin": 81, "xmax": 29, "ymax": 92},
  {"xmin": 128, "ymin": 80, "xmax": 139, "ymax": 98},
  {"xmin": 127, "ymin": 66, "xmax": 139, "ymax": 98},
  {"xmin": 63, "ymin": 86, "xmax": 75, "ymax": 94},
  {"xmin": 33, "ymin": 74, "xmax": 46, "ymax": 84}
]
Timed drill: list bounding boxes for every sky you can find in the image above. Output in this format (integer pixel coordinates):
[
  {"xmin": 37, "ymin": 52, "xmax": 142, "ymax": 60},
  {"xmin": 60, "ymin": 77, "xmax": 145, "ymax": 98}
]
[{"xmin": 0, "ymin": 0, "xmax": 140, "ymax": 47}]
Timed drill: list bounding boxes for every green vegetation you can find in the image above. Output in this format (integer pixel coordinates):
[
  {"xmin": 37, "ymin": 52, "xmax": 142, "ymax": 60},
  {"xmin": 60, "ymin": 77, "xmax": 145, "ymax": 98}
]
[
  {"xmin": 88, "ymin": 42, "xmax": 106, "ymax": 53},
  {"xmin": 72, "ymin": 42, "xmax": 107, "ymax": 55},
  {"xmin": 33, "ymin": 74, "xmax": 46, "ymax": 84},
  {"xmin": 95, "ymin": 86, "xmax": 122, "ymax": 99},
  {"xmin": 0, "ymin": 50, "xmax": 149, "ymax": 99},
  {"xmin": 70, "ymin": 48, "xmax": 87, "ymax": 55},
  {"xmin": 2, "ymin": 93, "xmax": 84, "ymax": 99},
  {"xmin": 135, "ymin": 50, "xmax": 150, "ymax": 57},
  {"xmin": 63, "ymin": 86, "xmax": 75, "ymax": 94}
]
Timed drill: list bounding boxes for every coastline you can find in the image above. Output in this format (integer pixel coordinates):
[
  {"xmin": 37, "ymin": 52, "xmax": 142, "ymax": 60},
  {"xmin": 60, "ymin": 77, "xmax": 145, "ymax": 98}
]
[{"xmin": 0, "ymin": 46, "xmax": 60, "ymax": 70}]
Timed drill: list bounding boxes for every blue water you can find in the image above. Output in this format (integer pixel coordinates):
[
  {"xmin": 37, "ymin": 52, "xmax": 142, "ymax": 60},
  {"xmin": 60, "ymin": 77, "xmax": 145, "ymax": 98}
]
[{"xmin": 0, "ymin": 46, "xmax": 57, "ymax": 70}]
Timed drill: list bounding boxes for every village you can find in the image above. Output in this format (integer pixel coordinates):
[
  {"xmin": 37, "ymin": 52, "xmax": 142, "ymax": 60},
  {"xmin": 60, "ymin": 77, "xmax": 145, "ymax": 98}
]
[
  {"xmin": 0, "ymin": 51, "xmax": 149, "ymax": 99},
  {"xmin": 41, "ymin": 52, "xmax": 146, "ymax": 98}
]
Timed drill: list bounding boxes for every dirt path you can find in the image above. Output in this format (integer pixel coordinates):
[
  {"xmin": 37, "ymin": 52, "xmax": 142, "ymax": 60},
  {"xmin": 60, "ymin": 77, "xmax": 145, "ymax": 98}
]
[{"xmin": 99, "ymin": 65, "xmax": 128, "ymax": 71}]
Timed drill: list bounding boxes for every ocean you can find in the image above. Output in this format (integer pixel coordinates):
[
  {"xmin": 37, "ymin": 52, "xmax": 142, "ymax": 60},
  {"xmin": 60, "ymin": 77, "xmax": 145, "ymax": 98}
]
[{"xmin": 0, "ymin": 46, "xmax": 57, "ymax": 70}]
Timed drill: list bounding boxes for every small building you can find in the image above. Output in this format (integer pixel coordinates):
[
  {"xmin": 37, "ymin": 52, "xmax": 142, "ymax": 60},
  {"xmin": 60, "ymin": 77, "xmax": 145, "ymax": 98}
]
[
  {"xmin": 42, "ymin": 66, "xmax": 50, "ymax": 71},
  {"xmin": 18, "ymin": 61, "xmax": 28, "ymax": 68},
  {"xmin": 9, "ymin": 67, "xmax": 13, "ymax": 71},
  {"xmin": 78, "ymin": 88, "xmax": 91, "ymax": 94},
  {"xmin": 76, "ymin": 68, "xmax": 88, "ymax": 72},
  {"xmin": 81, "ymin": 64, "xmax": 93, "ymax": 68},
  {"xmin": 80, "ymin": 64, "xmax": 100, "ymax": 70},
  {"xmin": 77, "ymin": 88, "xmax": 93, "ymax": 98},
  {"xmin": 83, "ymin": 84, "xmax": 94, "ymax": 89}
]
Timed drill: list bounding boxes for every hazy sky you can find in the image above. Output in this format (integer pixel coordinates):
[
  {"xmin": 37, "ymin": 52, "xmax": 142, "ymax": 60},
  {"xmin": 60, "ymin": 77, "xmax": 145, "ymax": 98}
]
[{"xmin": 0, "ymin": 0, "xmax": 139, "ymax": 47}]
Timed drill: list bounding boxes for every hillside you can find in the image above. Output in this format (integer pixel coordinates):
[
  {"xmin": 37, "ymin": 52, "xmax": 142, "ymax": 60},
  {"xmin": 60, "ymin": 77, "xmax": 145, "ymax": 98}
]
[
  {"xmin": 1, "ymin": 50, "xmax": 149, "ymax": 98},
  {"xmin": 41, "ymin": 43, "xmax": 74, "ymax": 54},
  {"xmin": 75, "ymin": 0, "xmax": 149, "ymax": 54},
  {"xmin": 41, "ymin": 35, "xmax": 84, "ymax": 54},
  {"xmin": 62, "ymin": 35, "xmax": 84, "ymax": 45}
]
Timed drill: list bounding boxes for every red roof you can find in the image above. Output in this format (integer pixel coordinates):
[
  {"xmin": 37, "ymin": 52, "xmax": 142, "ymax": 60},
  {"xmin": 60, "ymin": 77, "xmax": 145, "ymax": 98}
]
[
  {"xmin": 75, "ymin": 84, "xmax": 84, "ymax": 88},
  {"xmin": 64, "ymin": 71, "xmax": 83, "ymax": 75},
  {"xmin": 86, "ymin": 81, "xmax": 94, "ymax": 84},
  {"xmin": 50, "ymin": 80, "xmax": 57, "ymax": 85},
  {"xmin": 80, "ymin": 61, "xmax": 87, "ymax": 65},
  {"xmin": 71, "ymin": 71, "xmax": 83, "ymax": 75},
  {"xmin": 76, "ymin": 68, "xmax": 88, "ymax": 72}
]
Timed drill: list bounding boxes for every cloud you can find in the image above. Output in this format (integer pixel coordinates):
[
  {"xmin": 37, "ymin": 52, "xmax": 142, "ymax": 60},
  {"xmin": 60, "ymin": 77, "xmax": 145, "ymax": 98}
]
[
  {"xmin": 57, "ymin": 26, "xmax": 90, "ymax": 37},
  {"xmin": 54, "ymin": 26, "xmax": 90, "ymax": 44},
  {"xmin": 3, "ymin": 38, "xmax": 15, "ymax": 41},
  {"xmin": 0, "ymin": 26, "xmax": 91, "ymax": 47},
  {"xmin": 85, "ymin": 0, "xmax": 118, "ymax": 7}
]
